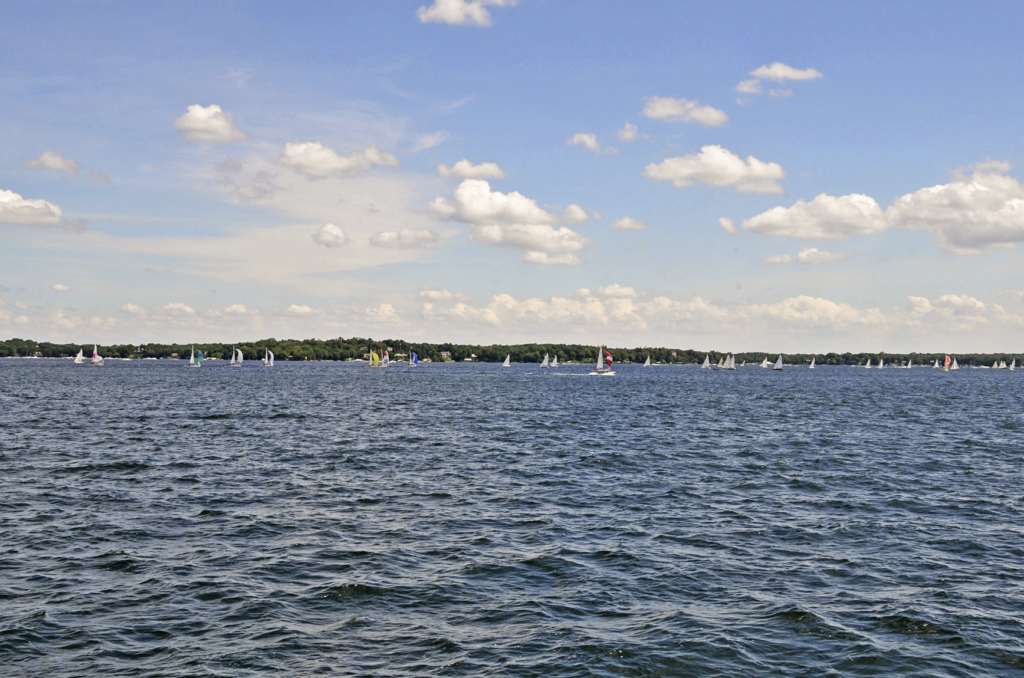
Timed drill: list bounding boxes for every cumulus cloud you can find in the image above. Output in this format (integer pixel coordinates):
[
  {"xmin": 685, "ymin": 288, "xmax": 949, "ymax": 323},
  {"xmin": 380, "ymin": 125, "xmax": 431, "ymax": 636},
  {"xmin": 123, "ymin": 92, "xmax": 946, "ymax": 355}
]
[
  {"xmin": 644, "ymin": 145, "xmax": 785, "ymax": 193},
  {"xmin": 429, "ymin": 179, "xmax": 557, "ymax": 226},
  {"xmin": 0, "ymin": 189, "xmax": 64, "ymax": 226},
  {"xmin": 886, "ymin": 163, "xmax": 1024, "ymax": 254},
  {"xmin": 24, "ymin": 151, "xmax": 82, "ymax": 176},
  {"xmin": 89, "ymin": 172, "xmax": 111, "ymax": 184},
  {"xmin": 412, "ymin": 131, "xmax": 450, "ymax": 152},
  {"xmin": 418, "ymin": 286, "xmax": 462, "ymax": 301},
  {"xmin": 120, "ymin": 303, "xmax": 144, "ymax": 314},
  {"xmin": 277, "ymin": 142, "xmax": 399, "ymax": 178},
  {"xmin": 437, "ymin": 159, "xmax": 506, "ymax": 179},
  {"xmin": 369, "ymin": 228, "xmax": 440, "ymax": 249},
  {"xmin": 764, "ymin": 254, "xmax": 793, "ymax": 265},
  {"xmin": 611, "ymin": 216, "xmax": 650, "ymax": 231},
  {"xmin": 417, "ymin": 0, "xmax": 514, "ymax": 26},
  {"xmin": 641, "ymin": 96, "xmax": 728, "ymax": 126},
  {"xmin": 286, "ymin": 304, "xmax": 313, "ymax": 315},
  {"xmin": 366, "ymin": 303, "xmax": 401, "ymax": 323},
  {"xmin": 523, "ymin": 252, "xmax": 582, "ymax": 266},
  {"xmin": 617, "ymin": 122, "xmax": 638, "ymax": 142},
  {"xmin": 52, "ymin": 283, "xmax": 72, "ymax": 292},
  {"xmin": 163, "ymin": 301, "xmax": 195, "ymax": 314},
  {"xmin": 470, "ymin": 223, "xmax": 589, "ymax": 253},
  {"xmin": 597, "ymin": 283, "xmax": 638, "ymax": 298},
  {"xmin": 750, "ymin": 62, "xmax": 824, "ymax": 82},
  {"xmin": 225, "ymin": 304, "xmax": 249, "ymax": 314},
  {"xmin": 567, "ymin": 133, "xmax": 601, "ymax": 153},
  {"xmin": 735, "ymin": 79, "xmax": 762, "ymax": 94},
  {"xmin": 718, "ymin": 217, "xmax": 737, "ymax": 233},
  {"xmin": 748, "ymin": 295, "xmax": 884, "ymax": 327},
  {"xmin": 174, "ymin": 104, "xmax": 250, "ymax": 143},
  {"xmin": 797, "ymin": 247, "xmax": 848, "ymax": 264},
  {"xmin": 311, "ymin": 223, "xmax": 349, "ymax": 248},
  {"xmin": 743, "ymin": 193, "xmax": 885, "ymax": 239},
  {"xmin": 562, "ymin": 204, "xmax": 588, "ymax": 223}
]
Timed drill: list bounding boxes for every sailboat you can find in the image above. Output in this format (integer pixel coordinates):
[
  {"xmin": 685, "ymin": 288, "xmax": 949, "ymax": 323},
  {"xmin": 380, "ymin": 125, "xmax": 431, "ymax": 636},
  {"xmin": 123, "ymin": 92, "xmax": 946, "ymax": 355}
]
[
  {"xmin": 551, "ymin": 355, "xmax": 558, "ymax": 367},
  {"xmin": 809, "ymin": 357, "xmax": 816, "ymax": 370},
  {"xmin": 741, "ymin": 361, "xmax": 746, "ymax": 367},
  {"xmin": 382, "ymin": 350, "xmax": 390, "ymax": 367},
  {"xmin": 541, "ymin": 353, "xmax": 550, "ymax": 368},
  {"xmin": 942, "ymin": 355, "xmax": 951, "ymax": 372},
  {"xmin": 878, "ymin": 359, "xmax": 885, "ymax": 369},
  {"xmin": 262, "ymin": 349, "xmax": 274, "ymax": 367},
  {"xmin": 723, "ymin": 355, "xmax": 736, "ymax": 370},
  {"xmin": 906, "ymin": 359, "xmax": 913, "ymax": 369},
  {"xmin": 701, "ymin": 355, "xmax": 711, "ymax": 369},
  {"xmin": 643, "ymin": 356, "xmax": 651, "ymax": 368},
  {"xmin": 716, "ymin": 357, "xmax": 724, "ymax": 369},
  {"xmin": 760, "ymin": 357, "xmax": 770, "ymax": 369},
  {"xmin": 589, "ymin": 346, "xmax": 614, "ymax": 376},
  {"xmin": 188, "ymin": 346, "xmax": 203, "ymax": 368},
  {"xmin": 933, "ymin": 359, "xmax": 940, "ymax": 369},
  {"xmin": 772, "ymin": 354, "xmax": 783, "ymax": 371},
  {"xmin": 951, "ymin": 358, "xmax": 959, "ymax": 371},
  {"xmin": 1010, "ymin": 359, "xmax": 1017, "ymax": 372},
  {"xmin": 89, "ymin": 345, "xmax": 104, "ymax": 366},
  {"xmin": 409, "ymin": 351, "xmax": 418, "ymax": 367},
  {"xmin": 999, "ymin": 360, "xmax": 1007, "ymax": 370},
  {"xmin": 502, "ymin": 354, "xmax": 511, "ymax": 367},
  {"xmin": 865, "ymin": 359, "xmax": 872, "ymax": 369},
  {"xmin": 369, "ymin": 350, "xmax": 380, "ymax": 367},
  {"xmin": 992, "ymin": 359, "xmax": 999, "ymax": 370},
  {"xmin": 73, "ymin": 349, "xmax": 84, "ymax": 365},
  {"xmin": 229, "ymin": 348, "xmax": 241, "ymax": 367}
]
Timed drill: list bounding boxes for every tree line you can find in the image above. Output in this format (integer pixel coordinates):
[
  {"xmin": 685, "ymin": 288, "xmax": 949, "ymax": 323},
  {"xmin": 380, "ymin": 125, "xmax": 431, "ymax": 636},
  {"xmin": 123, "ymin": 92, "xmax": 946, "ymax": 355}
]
[{"xmin": 0, "ymin": 337, "xmax": 1018, "ymax": 366}]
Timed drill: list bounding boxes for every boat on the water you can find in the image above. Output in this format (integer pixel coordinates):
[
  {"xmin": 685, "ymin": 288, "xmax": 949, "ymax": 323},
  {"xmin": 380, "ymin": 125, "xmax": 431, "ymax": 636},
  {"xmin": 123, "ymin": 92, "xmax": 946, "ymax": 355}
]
[
  {"xmin": 772, "ymin": 355, "xmax": 783, "ymax": 371},
  {"xmin": 702, "ymin": 355, "xmax": 711, "ymax": 369},
  {"xmin": 188, "ymin": 346, "xmax": 203, "ymax": 368},
  {"xmin": 502, "ymin": 355, "xmax": 511, "ymax": 368},
  {"xmin": 541, "ymin": 353, "xmax": 550, "ymax": 368},
  {"xmin": 262, "ymin": 349, "xmax": 274, "ymax": 367},
  {"xmin": 809, "ymin": 357, "xmax": 816, "ymax": 370},
  {"xmin": 589, "ymin": 346, "xmax": 614, "ymax": 376},
  {"xmin": 643, "ymin": 356, "xmax": 651, "ymax": 368}
]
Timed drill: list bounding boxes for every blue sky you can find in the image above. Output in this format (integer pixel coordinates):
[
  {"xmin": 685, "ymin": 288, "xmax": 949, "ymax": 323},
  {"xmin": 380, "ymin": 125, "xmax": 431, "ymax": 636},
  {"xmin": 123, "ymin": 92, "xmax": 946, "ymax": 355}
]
[{"xmin": 3, "ymin": 0, "xmax": 1024, "ymax": 351}]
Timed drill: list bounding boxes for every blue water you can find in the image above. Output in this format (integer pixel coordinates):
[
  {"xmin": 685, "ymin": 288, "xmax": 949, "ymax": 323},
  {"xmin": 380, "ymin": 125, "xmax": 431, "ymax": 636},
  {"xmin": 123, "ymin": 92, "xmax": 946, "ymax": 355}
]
[{"xmin": 1, "ymin": 359, "xmax": 1022, "ymax": 676}]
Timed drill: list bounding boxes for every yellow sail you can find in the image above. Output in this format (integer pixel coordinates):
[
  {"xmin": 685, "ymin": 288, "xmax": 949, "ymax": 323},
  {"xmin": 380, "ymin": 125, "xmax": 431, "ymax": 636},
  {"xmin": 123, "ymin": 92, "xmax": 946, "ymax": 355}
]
[{"xmin": 371, "ymin": 350, "xmax": 380, "ymax": 367}]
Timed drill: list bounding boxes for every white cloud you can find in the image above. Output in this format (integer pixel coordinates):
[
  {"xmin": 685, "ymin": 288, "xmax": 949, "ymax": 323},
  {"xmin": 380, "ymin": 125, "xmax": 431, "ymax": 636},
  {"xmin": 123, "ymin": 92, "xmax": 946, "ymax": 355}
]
[
  {"xmin": 562, "ymin": 204, "xmax": 588, "ymax": 223},
  {"xmin": 277, "ymin": 142, "xmax": 399, "ymax": 178},
  {"xmin": 429, "ymin": 179, "xmax": 557, "ymax": 226},
  {"xmin": 567, "ymin": 133, "xmax": 601, "ymax": 153},
  {"xmin": 641, "ymin": 96, "xmax": 728, "ymax": 126},
  {"xmin": 286, "ymin": 304, "xmax": 313, "ymax": 315},
  {"xmin": 644, "ymin": 145, "xmax": 785, "ymax": 193},
  {"xmin": 90, "ymin": 172, "xmax": 112, "ymax": 184},
  {"xmin": 24, "ymin": 151, "xmax": 82, "ymax": 176},
  {"xmin": 225, "ymin": 304, "xmax": 249, "ymax": 314},
  {"xmin": 369, "ymin": 228, "xmax": 440, "ymax": 249},
  {"xmin": 617, "ymin": 122, "xmax": 638, "ymax": 142},
  {"xmin": 52, "ymin": 283, "xmax": 72, "ymax": 292},
  {"xmin": 735, "ymin": 79, "xmax": 762, "ymax": 94},
  {"xmin": 174, "ymin": 104, "xmax": 250, "ymax": 143},
  {"xmin": 597, "ymin": 283, "xmax": 638, "ymax": 298},
  {"xmin": 418, "ymin": 286, "xmax": 462, "ymax": 301},
  {"xmin": 750, "ymin": 62, "xmax": 824, "ymax": 82},
  {"xmin": 764, "ymin": 254, "xmax": 793, "ymax": 265},
  {"xmin": 748, "ymin": 296, "xmax": 884, "ymax": 328},
  {"xmin": 120, "ymin": 303, "xmax": 144, "ymax": 314},
  {"xmin": 470, "ymin": 224, "xmax": 589, "ymax": 253},
  {"xmin": 718, "ymin": 217, "xmax": 737, "ymax": 233},
  {"xmin": 797, "ymin": 247, "xmax": 848, "ymax": 264},
  {"xmin": 743, "ymin": 193, "xmax": 886, "ymax": 239},
  {"xmin": 886, "ymin": 163, "xmax": 1024, "ymax": 254},
  {"xmin": 417, "ymin": 0, "xmax": 514, "ymax": 26},
  {"xmin": 311, "ymin": 223, "xmax": 349, "ymax": 248},
  {"xmin": 0, "ymin": 189, "xmax": 64, "ymax": 226},
  {"xmin": 412, "ymin": 131, "xmax": 450, "ymax": 152},
  {"xmin": 437, "ymin": 159, "xmax": 506, "ymax": 179},
  {"xmin": 366, "ymin": 303, "xmax": 401, "ymax": 324},
  {"xmin": 523, "ymin": 252, "xmax": 582, "ymax": 266},
  {"xmin": 769, "ymin": 89, "xmax": 794, "ymax": 98},
  {"xmin": 611, "ymin": 216, "xmax": 650, "ymax": 231},
  {"xmin": 163, "ymin": 301, "xmax": 195, "ymax": 315}
]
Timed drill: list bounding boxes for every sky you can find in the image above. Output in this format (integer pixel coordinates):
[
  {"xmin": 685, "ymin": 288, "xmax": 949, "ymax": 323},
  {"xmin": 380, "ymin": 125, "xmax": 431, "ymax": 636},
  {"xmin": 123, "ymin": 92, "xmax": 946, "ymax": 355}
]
[{"xmin": 3, "ymin": 0, "xmax": 1024, "ymax": 352}]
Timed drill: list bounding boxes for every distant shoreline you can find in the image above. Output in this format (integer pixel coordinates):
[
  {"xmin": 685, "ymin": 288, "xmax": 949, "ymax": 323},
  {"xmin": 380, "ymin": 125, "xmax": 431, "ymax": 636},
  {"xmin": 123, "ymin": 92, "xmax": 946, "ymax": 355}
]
[{"xmin": 1, "ymin": 337, "xmax": 1018, "ymax": 367}]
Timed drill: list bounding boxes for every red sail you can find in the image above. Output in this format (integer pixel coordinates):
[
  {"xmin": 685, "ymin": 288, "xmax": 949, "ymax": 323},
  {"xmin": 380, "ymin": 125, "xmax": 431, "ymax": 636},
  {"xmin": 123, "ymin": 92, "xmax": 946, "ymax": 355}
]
[
  {"xmin": 944, "ymin": 355, "xmax": 951, "ymax": 368},
  {"xmin": 604, "ymin": 350, "xmax": 613, "ymax": 366}
]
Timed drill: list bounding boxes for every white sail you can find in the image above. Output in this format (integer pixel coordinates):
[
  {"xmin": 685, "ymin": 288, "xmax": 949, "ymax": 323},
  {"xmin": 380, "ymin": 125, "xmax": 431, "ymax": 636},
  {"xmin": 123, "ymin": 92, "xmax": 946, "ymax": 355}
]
[
  {"xmin": 865, "ymin": 359, "xmax": 872, "ymax": 369},
  {"xmin": 502, "ymin": 354, "xmax": 511, "ymax": 368},
  {"xmin": 1011, "ymin": 359, "xmax": 1017, "ymax": 371},
  {"xmin": 551, "ymin": 355, "xmax": 558, "ymax": 367},
  {"xmin": 717, "ymin": 357, "xmax": 724, "ymax": 369},
  {"xmin": 595, "ymin": 347, "xmax": 602, "ymax": 371},
  {"xmin": 879, "ymin": 359, "xmax": 884, "ymax": 369},
  {"xmin": 73, "ymin": 349, "xmax": 84, "ymax": 365},
  {"xmin": 90, "ymin": 345, "xmax": 104, "ymax": 365},
  {"xmin": 263, "ymin": 349, "xmax": 274, "ymax": 367},
  {"xmin": 993, "ymin": 360, "xmax": 999, "ymax": 369},
  {"xmin": 933, "ymin": 359, "xmax": 940, "ymax": 369},
  {"xmin": 907, "ymin": 359, "xmax": 913, "ymax": 369},
  {"xmin": 702, "ymin": 355, "xmax": 711, "ymax": 369},
  {"xmin": 1000, "ymin": 360, "xmax": 1007, "ymax": 369},
  {"xmin": 723, "ymin": 354, "xmax": 736, "ymax": 370},
  {"xmin": 773, "ymin": 354, "xmax": 783, "ymax": 371},
  {"xmin": 230, "ymin": 348, "xmax": 237, "ymax": 366},
  {"xmin": 541, "ymin": 353, "xmax": 550, "ymax": 368},
  {"xmin": 952, "ymin": 359, "xmax": 959, "ymax": 370},
  {"xmin": 761, "ymin": 357, "xmax": 770, "ymax": 368},
  {"xmin": 190, "ymin": 347, "xmax": 196, "ymax": 366},
  {"xmin": 237, "ymin": 348, "xmax": 243, "ymax": 365},
  {"xmin": 809, "ymin": 357, "xmax": 815, "ymax": 369},
  {"xmin": 643, "ymin": 356, "xmax": 651, "ymax": 367},
  {"xmin": 741, "ymin": 361, "xmax": 745, "ymax": 367}
]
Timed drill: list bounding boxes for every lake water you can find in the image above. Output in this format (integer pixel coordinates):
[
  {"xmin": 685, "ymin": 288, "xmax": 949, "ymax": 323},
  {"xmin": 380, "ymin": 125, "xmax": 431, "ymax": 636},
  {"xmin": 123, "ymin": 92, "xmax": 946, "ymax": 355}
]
[{"xmin": 1, "ymin": 359, "xmax": 1022, "ymax": 676}]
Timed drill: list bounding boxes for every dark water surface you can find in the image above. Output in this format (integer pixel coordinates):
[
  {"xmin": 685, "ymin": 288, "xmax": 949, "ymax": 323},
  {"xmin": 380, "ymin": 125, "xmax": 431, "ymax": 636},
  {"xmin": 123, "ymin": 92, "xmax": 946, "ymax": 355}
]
[{"xmin": 2, "ymin": 359, "xmax": 1023, "ymax": 676}]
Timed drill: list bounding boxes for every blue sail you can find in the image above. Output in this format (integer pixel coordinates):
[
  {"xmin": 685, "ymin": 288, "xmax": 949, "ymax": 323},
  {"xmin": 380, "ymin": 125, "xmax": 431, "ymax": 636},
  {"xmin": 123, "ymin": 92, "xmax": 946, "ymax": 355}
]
[{"xmin": 412, "ymin": 352, "xmax": 418, "ymax": 365}]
